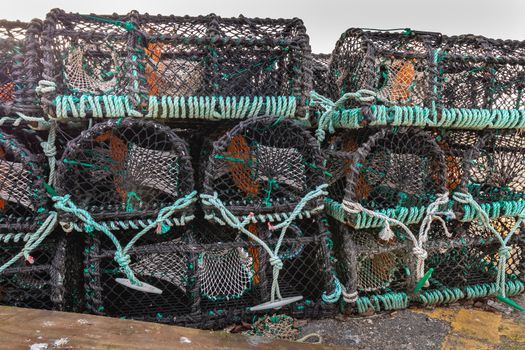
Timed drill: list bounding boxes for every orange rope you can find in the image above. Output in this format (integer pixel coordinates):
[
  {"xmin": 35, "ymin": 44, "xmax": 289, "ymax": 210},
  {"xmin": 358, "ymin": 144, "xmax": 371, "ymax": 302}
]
[{"xmin": 95, "ymin": 131, "xmax": 128, "ymax": 204}]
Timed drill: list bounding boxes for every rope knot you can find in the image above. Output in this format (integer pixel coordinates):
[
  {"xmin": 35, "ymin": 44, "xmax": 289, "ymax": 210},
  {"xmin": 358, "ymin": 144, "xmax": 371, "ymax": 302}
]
[
  {"xmin": 41, "ymin": 141, "xmax": 57, "ymax": 157},
  {"xmin": 114, "ymin": 251, "xmax": 131, "ymax": 268},
  {"xmin": 36, "ymin": 80, "xmax": 56, "ymax": 95},
  {"xmin": 499, "ymin": 246, "xmax": 511, "ymax": 259},
  {"xmin": 413, "ymin": 246, "xmax": 428, "ymax": 260},
  {"xmin": 269, "ymin": 256, "xmax": 283, "ymax": 270}
]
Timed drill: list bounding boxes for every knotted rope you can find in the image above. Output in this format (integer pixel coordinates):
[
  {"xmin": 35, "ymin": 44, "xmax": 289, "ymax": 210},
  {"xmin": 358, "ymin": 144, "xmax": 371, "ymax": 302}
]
[
  {"xmin": 453, "ymin": 191, "xmax": 525, "ymax": 298},
  {"xmin": 416, "ymin": 193, "xmax": 455, "ymax": 287},
  {"xmin": 52, "ymin": 191, "xmax": 198, "ymax": 286},
  {"xmin": 201, "ymin": 184, "xmax": 328, "ymax": 304},
  {"xmin": 342, "ymin": 199, "xmax": 430, "ymax": 284},
  {"xmin": 0, "ymin": 212, "xmax": 58, "ymax": 273},
  {"xmin": 309, "ymin": 90, "xmax": 376, "ymax": 142}
]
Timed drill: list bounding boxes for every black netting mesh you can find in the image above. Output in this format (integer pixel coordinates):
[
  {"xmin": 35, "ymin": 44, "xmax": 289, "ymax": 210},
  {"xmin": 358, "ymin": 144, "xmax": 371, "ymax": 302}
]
[
  {"xmin": 439, "ymin": 129, "xmax": 525, "ymax": 208},
  {"xmin": 329, "ymin": 29, "xmax": 439, "ymax": 107},
  {"xmin": 0, "ymin": 20, "xmax": 42, "ymax": 116},
  {"xmin": 41, "ymin": 9, "xmax": 137, "ymax": 116},
  {"xmin": 332, "ymin": 221, "xmax": 414, "ymax": 313},
  {"xmin": 312, "ymin": 53, "xmax": 331, "ymax": 96},
  {"xmin": 202, "ymin": 116, "xmax": 325, "ymax": 220},
  {"xmin": 440, "ymin": 36, "xmax": 525, "ymax": 110},
  {"xmin": 327, "ymin": 128, "xmax": 446, "ymax": 218},
  {"xmin": 0, "ymin": 131, "xmax": 48, "ymax": 233},
  {"xmin": 329, "ymin": 28, "xmax": 525, "ymax": 112},
  {"xmin": 135, "ymin": 14, "xmax": 311, "ymax": 116},
  {"xmin": 83, "ymin": 218, "xmax": 336, "ymax": 328},
  {"xmin": 55, "ymin": 118, "xmax": 194, "ymax": 228}
]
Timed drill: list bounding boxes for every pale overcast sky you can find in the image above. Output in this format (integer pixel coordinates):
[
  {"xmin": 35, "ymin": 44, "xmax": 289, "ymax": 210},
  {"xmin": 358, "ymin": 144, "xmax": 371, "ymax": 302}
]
[{"xmin": 0, "ymin": 0, "xmax": 523, "ymax": 53}]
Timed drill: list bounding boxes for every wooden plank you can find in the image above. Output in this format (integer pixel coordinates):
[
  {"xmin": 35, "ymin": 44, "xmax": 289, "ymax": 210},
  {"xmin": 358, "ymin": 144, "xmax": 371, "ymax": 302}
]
[{"xmin": 0, "ymin": 306, "xmax": 347, "ymax": 350}]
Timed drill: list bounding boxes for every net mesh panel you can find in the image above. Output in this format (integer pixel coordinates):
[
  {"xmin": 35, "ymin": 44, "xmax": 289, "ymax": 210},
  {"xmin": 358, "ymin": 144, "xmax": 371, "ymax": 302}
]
[
  {"xmin": 0, "ymin": 232, "xmax": 75, "ymax": 311},
  {"xmin": 56, "ymin": 118, "xmax": 194, "ymax": 225},
  {"xmin": 203, "ymin": 116, "xmax": 325, "ymax": 218},
  {"xmin": 441, "ymin": 130, "xmax": 525, "ymax": 207},
  {"xmin": 198, "ymin": 247, "xmax": 253, "ymax": 301},
  {"xmin": 325, "ymin": 130, "xmax": 376, "ymax": 203},
  {"xmin": 41, "ymin": 9, "xmax": 136, "ymax": 113},
  {"xmin": 84, "ymin": 228, "xmax": 197, "ymax": 322},
  {"xmin": 339, "ymin": 224, "xmax": 413, "ymax": 297},
  {"xmin": 0, "ymin": 20, "xmax": 33, "ymax": 114},
  {"xmin": 343, "ymin": 128, "xmax": 446, "ymax": 214},
  {"xmin": 440, "ymin": 36, "xmax": 525, "ymax": 110},
  {"xmin": 329, "ymin": 28, "xmax": 439, "ymax": 107},
  {"xmin": 136, "ymin": 14, "xmax": 311, "ymax": 114},
  {"xmin": 426, "ymin": 218, "xmax": 525, "ymax": 294},
  {"xmin": 0, "ymin": 132, "xmax": 48, "ymax": 233},
  {"xmin": 192, "ymin": 219, "xmax": 335, "ymax": 328},
  {"xmin": 312, "ymin": 53, "xmax": 331, "ymax": 96},
  {"xmin": 244, "ymin": 314, "xmax": 301, "ymax": 341},
  {"xmin": 329, "ymin": 28, "xmax": 525, "ymax": 112}
]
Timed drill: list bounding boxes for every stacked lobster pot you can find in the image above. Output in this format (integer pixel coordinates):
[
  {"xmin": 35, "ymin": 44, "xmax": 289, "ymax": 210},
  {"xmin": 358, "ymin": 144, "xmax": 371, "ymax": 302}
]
[
  {"xmin": 317, "ymin": 28, "xmax": 525, "ymax": 314},
  {"xmin": 37, "ymin": 9, "xmax": 339, "ymax": 328},
  {"xmin": 199, "ymin": 116, "xmax": 339, "ymax": 327},
  {"xmin": 0, "ymin": 19, "xmax": 78, "ymax": 311}
]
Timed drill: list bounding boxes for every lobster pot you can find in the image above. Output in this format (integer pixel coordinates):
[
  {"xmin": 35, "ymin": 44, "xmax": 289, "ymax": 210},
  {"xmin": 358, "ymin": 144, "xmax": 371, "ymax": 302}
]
[
  {"xmin": 0, "ymin": 132, "xmax": 71, "ymax": 310},
  {"xmin": 0, "ymin": 233, "xmax": 82, "ymax": 311},
  {"xmin": 422, "ymin": 218, "xmax": 525, "ymax": 306},
  {"xmin": 55, "ymin": 118, "xmax": 195, "ymax": 232},
  {"xmin": 440, "ymin": 35, "xmax": 525, "ymax": 111},
  {"xmin": 0, "ymin": 20, "xmax": 41, "ymax": 116},
  {"xmin": 41, "ymin": 9, "xmax": 138, "ymax": 119},
  {"xmin": 192, "ymin": 218, "xmax": 337, "ymax": 329},
  {"xmin": 83, "ymin": 228, "xmax": 199, "ymax": 323},
  {"xmin": 134, "ymin": 14, "xmax": 312, "ymax": 119},
  {"xmin": 329, "ymin": 28, "xmax": 440, "ymax": 108},
  {"xmin": 335, "ymin": 223, "xmax": 414, "ymax": 314},
  {"xmin": 312, "ymin": 53, "xmax": 332, "ymax": 96},
  {"xmin": 202, "ymin": 116, "xmax": 326, "ymax": 226},
  {"xmin": 440, "ymin": 129, "xmax": 525, "ymax": 222},
  {"xmin": 325, "ymin": 127, "xmax": 447, "ymax": 229}
]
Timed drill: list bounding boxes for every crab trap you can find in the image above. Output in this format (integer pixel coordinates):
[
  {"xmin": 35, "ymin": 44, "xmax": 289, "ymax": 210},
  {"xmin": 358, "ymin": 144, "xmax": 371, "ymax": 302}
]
[
  {"xmin": 40, "ymin": 9, "xmax": 140, "ymax": 119},
  {"xmin": 0, "ymin": 131, "xmax": 77, "ymax": 310},
  {"xmin": 201, "ymin": 115, "xmax": 327, "ymax": 222},
  {"xmin": 333, "ymin": 217, "xmax": 525, "ymax": 314},
  {"xmin": 55, "ymin": 118, "xmax": 196, "ymax": 232},
  {"xmin": 421, "ymin": 218, "xmax": 525, "ymax": 307},
  {"xmin": 81, "ymin": 218, "xmax": 337, "ymax": 328},
  {"xmin": 194, "ymin": 218, "xmax": 338, "ymax": 328},
  {"xmin": 324, "ymin": 127, "xmax": 448, "ymax": 230},
  {"xmin": 0, "ymin": 19, "xmax": 42, "ymax": 116},
  {"xmin": 134, "ymin": 13, "xmax": 311, "ymax": 120},
  {"xmin": 440, "ymin": 129, "xmax": 525, "ymax": 223},
  {"xmin": 314, "ymin": 28, "xmax": 525, "ymax": 134}
]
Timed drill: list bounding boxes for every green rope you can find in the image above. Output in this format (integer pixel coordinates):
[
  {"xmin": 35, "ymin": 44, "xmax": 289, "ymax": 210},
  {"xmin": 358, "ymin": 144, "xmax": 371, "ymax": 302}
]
[
  {"xmin": 309, "ymin": 90, "xmax": 376, "ymax": 141},
  {"xmin": 146, "ymin": 95, "xmax": 296, "ymax": 120},
  {"xmin": 201, "ymin": 184, "xmax": 328, "ymax": 303},
  {"xmin": 52, "ymin": 191, "xmax": 197, "ymax": 286},
  {"xmin": 0, "ymin": 212, "xmax": 58, "ymax": 274},
  {"xmin": 453, "ymin": 192, "xmax": 525, "ymax": 299}
]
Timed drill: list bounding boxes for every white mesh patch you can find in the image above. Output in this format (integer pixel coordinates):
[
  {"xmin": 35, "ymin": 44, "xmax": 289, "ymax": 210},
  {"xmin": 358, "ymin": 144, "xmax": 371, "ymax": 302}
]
[
  {"xmin": 0, "ymin": 159, "xmax": 34, "ymax": 209},
  {"xmin": 198, "ymin": 247, "xmax": 253, "ymax": 300}
]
